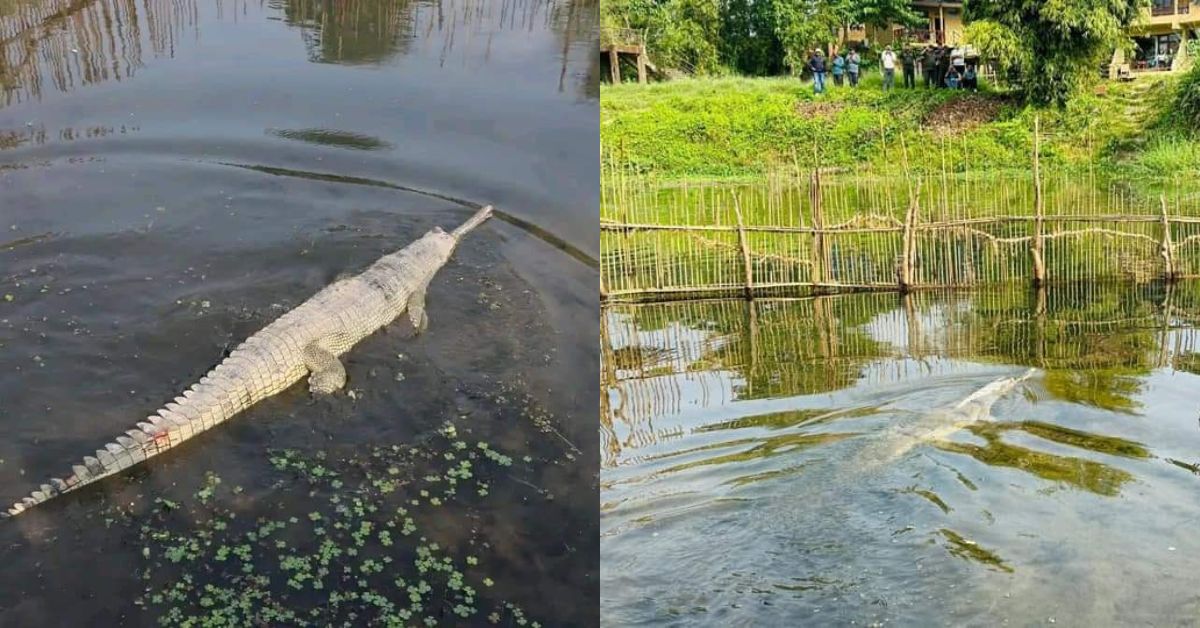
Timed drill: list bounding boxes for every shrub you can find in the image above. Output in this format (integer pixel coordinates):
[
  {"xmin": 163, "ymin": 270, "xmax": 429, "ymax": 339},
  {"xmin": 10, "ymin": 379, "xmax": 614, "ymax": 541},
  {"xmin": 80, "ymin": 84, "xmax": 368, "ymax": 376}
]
[{"xmin": 1175, "ymin": 63, "xmax": 1200, "ymax": 131}]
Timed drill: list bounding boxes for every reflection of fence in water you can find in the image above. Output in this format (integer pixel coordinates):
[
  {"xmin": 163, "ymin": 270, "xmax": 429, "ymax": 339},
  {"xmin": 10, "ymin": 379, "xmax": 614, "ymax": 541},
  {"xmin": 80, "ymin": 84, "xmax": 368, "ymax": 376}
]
[
  {"xmin": 0, "ymin": 0, "xmax": 599, "ymax": 108},
  {"xmin": 600, "ymin": 286, "xmax": 1200, "ymax": 467},
  {"xmin": 601, "ymin": 132, "xmax": 1200, "ymax": 301},
  {"xmin": 0, "ymin": 0, "xmax": 198, "ymax": 107},
  {"xmin": 274, "ymin": 0, "xmax": 597, "ymax": 69}
]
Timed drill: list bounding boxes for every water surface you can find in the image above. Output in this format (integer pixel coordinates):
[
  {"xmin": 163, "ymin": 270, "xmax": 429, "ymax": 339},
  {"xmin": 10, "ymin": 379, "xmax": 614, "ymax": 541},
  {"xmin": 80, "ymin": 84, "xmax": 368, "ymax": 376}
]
[
  {"xmin": 601, "ymin": 284, "xmax": 1200, "ymax": 625},
  {"xmin": 0, "ymin": 0, "xmax": 598, "ymax": 624}
]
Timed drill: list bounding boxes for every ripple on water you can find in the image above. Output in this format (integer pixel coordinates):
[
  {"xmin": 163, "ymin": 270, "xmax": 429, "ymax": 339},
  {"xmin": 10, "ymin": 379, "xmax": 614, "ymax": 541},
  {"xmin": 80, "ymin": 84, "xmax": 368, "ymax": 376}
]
[{"xmin": 602, "ymin": 289, "xmax": 1200, "ymax": 625}]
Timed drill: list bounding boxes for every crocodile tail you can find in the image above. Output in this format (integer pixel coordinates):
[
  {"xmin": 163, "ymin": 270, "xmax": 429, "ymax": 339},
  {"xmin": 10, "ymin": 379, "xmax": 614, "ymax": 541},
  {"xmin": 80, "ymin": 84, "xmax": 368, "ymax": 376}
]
[{"xmin": 4, "ymin": 375, "xmax": 232, "ymax": 518}]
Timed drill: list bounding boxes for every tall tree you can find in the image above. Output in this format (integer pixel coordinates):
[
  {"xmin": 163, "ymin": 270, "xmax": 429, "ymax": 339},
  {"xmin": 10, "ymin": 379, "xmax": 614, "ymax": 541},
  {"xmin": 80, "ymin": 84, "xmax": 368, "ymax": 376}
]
[
  {"xmin": 722, "ymin": 0, "xmax": 786, "ymax": 75},
  {"xmin": 966, "ymin": 0, "xmax": 1146, "ymax": 105},
  {"xmin": 772, "ymin": 0, "xmax": 923, "ymax": 74}
]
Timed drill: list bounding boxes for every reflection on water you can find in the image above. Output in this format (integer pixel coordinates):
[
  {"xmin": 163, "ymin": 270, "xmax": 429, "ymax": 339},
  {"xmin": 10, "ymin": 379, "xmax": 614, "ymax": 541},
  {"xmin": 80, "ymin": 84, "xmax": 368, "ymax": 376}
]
[
  {"xmin": 934, "ymin": 421, "xmax": 1146, "ymax": 497},
  {"xmin": 602, "ymin": 284, "xmax": 1200, "ymax": 625},
  {"xmin": 0, "ymin": 0, "xmax": 598, "ymax": 623},
  {"xmin": 0, "ymin": 0, "xmax": 198, "ymax": 106},
  {"xmin": 0, "ymin": 0, "xmax": 598, "ymax": 109},
  {"xmin": 273, "ymin": 0, "xmax": 420, "ymax": 65}
]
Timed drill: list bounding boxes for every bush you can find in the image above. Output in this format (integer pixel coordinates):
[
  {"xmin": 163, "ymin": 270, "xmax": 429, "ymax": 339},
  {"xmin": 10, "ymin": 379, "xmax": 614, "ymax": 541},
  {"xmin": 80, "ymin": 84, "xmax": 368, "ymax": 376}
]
[{"xmin": 1175, "ymin": 64, "xmax": 1200, "ymax": 131}]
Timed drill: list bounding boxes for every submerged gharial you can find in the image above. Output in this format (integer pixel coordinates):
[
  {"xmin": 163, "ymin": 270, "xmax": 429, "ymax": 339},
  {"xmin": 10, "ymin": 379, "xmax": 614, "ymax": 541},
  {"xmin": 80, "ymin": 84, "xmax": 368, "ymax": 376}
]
[
  {"xmin": 4, "ymin": 205, "xmax": 494, "ymax": 517},
  {"xmin": 857, "ymin": 368, "xmax": 1037, "ymax": 469}
]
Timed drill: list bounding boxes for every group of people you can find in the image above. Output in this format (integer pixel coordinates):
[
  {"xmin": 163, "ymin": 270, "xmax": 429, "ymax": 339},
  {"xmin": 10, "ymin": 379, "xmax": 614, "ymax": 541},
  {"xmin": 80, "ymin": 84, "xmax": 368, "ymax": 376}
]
[{"xmin": 806, "ymin": 44, "xmax": 978, "ymax": 95}]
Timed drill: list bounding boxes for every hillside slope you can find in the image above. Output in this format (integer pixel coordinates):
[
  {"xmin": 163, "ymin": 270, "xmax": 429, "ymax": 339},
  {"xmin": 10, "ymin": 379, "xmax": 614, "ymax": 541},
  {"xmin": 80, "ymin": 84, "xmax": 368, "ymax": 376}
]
[{"xmin": 601, "ymin": 74, "xmax": 1190, "ymax": 179}]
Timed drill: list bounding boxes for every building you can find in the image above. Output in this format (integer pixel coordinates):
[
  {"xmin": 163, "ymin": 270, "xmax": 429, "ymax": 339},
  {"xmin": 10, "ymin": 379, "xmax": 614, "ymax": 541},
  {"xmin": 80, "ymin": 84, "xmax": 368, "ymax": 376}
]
[
  {"xmin": 1113, "ymin": 0, "xmax": 1199, "ymax": 75},
  {"xmin": 840, "ymin": 0, "xmax": 1196, "ymax": 78},
  {"xmin": 844, "ymin": 1, "xmax": 965, "ymax": 49}
]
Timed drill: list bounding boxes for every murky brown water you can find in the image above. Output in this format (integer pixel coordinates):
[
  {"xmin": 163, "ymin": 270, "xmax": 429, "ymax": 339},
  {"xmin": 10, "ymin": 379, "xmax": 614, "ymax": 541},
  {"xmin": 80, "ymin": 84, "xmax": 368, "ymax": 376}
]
[{"xmin": 0, "ymin": 0, "xmax": 598, "ymax": 625}]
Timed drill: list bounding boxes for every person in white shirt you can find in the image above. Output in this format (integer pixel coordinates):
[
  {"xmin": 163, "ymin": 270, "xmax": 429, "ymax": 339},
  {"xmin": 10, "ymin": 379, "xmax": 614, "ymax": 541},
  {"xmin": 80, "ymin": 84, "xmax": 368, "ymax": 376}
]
[{"xmin": 881, "ymin": 46, "xmax": 897, "ymax": 93}]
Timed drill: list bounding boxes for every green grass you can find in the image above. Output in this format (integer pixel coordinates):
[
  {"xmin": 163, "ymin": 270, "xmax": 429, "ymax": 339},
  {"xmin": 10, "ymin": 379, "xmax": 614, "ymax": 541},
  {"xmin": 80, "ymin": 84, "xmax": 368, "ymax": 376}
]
[
  {"xmin": 1127, "ymin": 135, "xmax": 1200, "ymax": 179},
  {"xmin": 601, "ymin": 73, "xmax": 1195, "ymax": 180}
]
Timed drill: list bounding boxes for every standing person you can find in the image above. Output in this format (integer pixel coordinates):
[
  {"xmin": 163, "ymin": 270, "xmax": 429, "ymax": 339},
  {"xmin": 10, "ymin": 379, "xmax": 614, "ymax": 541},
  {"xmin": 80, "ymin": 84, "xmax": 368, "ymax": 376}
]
[
  {"xmin": 880, "ymin": 46, "xmax": 897, "ymax": 93},
  {"xmin": 901, "ymin": 46, "xmax": 916, "ymax": 88},
  {"xmin": 831, "ymin": 50, "xmax": 846, "ymax": 87},
  {"xmin": 847, "ymin": 49, "xmax": 861, "ymax": 88},
  {"xmin": 808, "ymin": 49, "xmax": 827, "ymax": 95},
  {"xmin": 923, "ymin": 46, "xmax": 937, "ymax": 87},
  {"xmin": 937, "ymin": 45, "xmax": 951, "ymax": 89}
]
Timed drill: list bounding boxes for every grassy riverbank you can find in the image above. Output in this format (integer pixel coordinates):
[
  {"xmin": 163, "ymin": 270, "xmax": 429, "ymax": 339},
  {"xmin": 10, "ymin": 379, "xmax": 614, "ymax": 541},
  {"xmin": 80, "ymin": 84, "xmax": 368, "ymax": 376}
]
[{"xmin": 600, "ymin": 73, "xmax": 1197, "ymax": 180}]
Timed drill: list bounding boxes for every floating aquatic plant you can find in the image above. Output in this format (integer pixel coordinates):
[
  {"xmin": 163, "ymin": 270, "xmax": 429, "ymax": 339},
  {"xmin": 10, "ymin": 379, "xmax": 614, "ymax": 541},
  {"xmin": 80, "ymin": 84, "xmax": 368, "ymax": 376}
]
[{"xmin": 129, "ymin": 422, "xmax": 543, "ymax": 627}]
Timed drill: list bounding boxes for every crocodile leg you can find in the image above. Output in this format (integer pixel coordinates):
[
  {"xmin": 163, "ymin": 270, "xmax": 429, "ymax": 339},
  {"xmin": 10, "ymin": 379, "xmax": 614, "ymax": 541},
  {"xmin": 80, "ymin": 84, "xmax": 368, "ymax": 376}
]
[
  {"xmin": 303, "ymin": 343, "xmax": 347, "ymax": 395},
  {"xmin": 407, "ymin": 286, "xmax": 429, "ymax": 333}
]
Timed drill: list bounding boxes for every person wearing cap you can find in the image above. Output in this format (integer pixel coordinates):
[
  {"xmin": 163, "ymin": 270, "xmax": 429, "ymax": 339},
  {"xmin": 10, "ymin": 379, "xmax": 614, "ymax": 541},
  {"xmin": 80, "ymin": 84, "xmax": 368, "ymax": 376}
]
[{"xmin": 808, "ymin": 48, "xmax": 827, "ymax": 95}]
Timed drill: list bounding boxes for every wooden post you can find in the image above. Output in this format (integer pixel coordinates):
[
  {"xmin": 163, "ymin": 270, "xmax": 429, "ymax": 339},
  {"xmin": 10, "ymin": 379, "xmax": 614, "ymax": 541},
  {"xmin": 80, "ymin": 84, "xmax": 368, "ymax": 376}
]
[
  {"xmin": 609, "ymin": 48, "xmax": 620, "ymax": 84},
  {"xmin": 900, "ymin": 188, "xmax": 920, "ymax": 291},
  {"xmin": 1161, "ymin": 195, "xmax": 1175, "ymax": 281},
  {"xmin": 636, "ymin": 47, "xmax": 648, "ymax": 84},
  {"xmin": 810, "ymin": 165, "xmax": 828, "ymax": 290},
  {"xmin": 733, "ymin": 195, "xmax": 754, "ymax": 299},
  {"xmin": 1031, "ymin": 115, "xmax": 1047, "ymax": 286},
  {"xmin": 897, "ymin": 131, "xmax": 920, "ymax": 292}
]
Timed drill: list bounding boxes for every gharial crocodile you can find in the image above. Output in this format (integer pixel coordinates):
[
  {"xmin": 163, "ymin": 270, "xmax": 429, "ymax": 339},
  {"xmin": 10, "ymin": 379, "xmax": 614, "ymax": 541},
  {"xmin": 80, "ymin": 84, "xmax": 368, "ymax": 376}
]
[
  {"xmin": 856, "ymin": 368, "xmax": 1038, "ymax": 470},
  {"xmin": 4, "ymin": 205, "xmax": 493, "ymax": 517}
]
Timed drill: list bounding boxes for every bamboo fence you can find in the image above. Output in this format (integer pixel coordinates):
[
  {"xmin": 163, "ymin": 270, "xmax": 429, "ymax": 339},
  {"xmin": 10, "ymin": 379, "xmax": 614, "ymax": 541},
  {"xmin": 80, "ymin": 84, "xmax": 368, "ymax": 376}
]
[{"xmin": 601, "ymin": 121, "xmax": 1200, "ymax": 302}]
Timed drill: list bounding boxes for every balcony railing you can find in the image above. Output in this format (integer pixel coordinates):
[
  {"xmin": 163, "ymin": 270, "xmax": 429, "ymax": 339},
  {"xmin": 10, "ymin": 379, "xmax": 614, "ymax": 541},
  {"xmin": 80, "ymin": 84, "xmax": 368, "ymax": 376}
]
[
  {"xmin": 1149, "ymin": 0, "xmax": 1190, "ymax": 15},
  {"xmin": 601, "ymin": 28, "xmax": 643, "ymax": 49}
]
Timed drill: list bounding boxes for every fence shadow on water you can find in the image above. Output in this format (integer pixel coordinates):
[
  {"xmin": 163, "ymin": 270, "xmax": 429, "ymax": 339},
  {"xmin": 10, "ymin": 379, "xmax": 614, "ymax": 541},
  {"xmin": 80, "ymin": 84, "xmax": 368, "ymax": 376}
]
[{"xmin": 600, "ymin": 282, "xmax": 1200, "ymax": 468}]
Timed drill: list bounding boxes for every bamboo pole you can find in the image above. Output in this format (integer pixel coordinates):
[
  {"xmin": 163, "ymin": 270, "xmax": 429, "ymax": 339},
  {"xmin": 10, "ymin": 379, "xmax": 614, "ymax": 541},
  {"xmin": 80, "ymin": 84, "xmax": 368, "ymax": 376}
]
[
  {"xmin": 900, "ymin": 187, "xmax": 920, "ymax": 291},
  {"xmin": 1161, "ymin": 194, "xmax": 1175, "ymax": 281},
  {"xmin": 898, "ymin": 131, "xmax": 919, "ymax": 292},
  {"xmin": 732, "ymin": 195, "xmax": 754, "ymax": 299},
  {"xmin": 810, "ymin": 164, "xmax": 828, "ymax": 290},
  {"xmin": 1031, "ymin": 115, "xmax": 1046, "ymax": 285}
]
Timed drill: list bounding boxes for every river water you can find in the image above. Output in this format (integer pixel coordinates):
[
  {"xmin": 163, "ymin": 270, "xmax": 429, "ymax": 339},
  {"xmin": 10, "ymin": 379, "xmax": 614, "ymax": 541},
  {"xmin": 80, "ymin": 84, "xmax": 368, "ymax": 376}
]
[
  {"xmin": 602, "ymin": 284, "xmax": 1200, "ymax": 625},
  {"xmin": 0, "ymin": 0, "xmax": 598, "ymax": 625}
]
